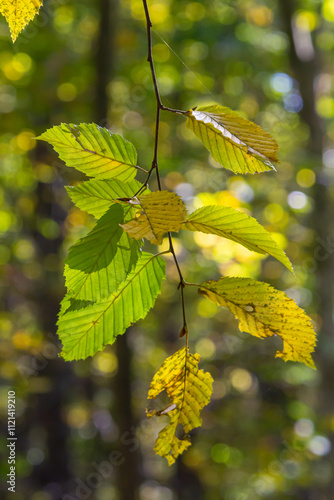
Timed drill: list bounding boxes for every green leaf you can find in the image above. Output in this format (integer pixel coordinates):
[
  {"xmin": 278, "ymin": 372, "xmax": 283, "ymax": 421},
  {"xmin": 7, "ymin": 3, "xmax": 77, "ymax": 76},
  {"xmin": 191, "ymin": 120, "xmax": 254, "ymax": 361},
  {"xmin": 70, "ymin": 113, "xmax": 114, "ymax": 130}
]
[
  {"xmin": 64, "ymin": 204, "xmax": 140, "ymax": 306},
  {"xmin": 147, "ymin": 347, "xmax": 213, "ymax": 465},
  {"xmin": 37, "ymin": 123, "xmax": 146, "ymax": 181},
  {"xmin": 0, "ymin": 0, "xmax": 42, "ymax": 42},
  {"xmin": 58, "ymin": 252, "xmax": 166, "ymax": 361},
  {"xmin": 199, "ymin": 277, "xmax": 317, "ymax": 369},
  {"xmin": 66, "ymin": 179, "xmax": 150, "ymax": 219},
  {"xmin": 186, "ymin": 104, "xmax": 278, "ymax": 174},
  {"xmin": 58, "ymin": 292, "xmax": 93, "ymax": 319},
  {"xmin": 184, "ymin": 205, "xmax": 292, "ymax": 272},
  {"xmin": 121, "ymin": 191, "xmax": 188, "ymax": 245}
]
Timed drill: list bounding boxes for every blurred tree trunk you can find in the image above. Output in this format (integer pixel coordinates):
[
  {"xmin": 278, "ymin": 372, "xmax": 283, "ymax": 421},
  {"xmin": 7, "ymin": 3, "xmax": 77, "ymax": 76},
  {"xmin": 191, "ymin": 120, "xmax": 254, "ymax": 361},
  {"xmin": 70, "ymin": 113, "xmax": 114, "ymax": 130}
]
[
  {"xmin": 279, "ymin": 1, "xmax": 334, "ymax": 496},
  {"xmin": 114, "ymin": 333, "xmax": 142, "ymax": 500},
  {"xmin": 174, "ymin": 459, "xmax": 204, "ymax": 500},
  {"xmin": 28, "ymin": 164, "xmax": 72, "ymax": 496},
  {"xmin": 94, "ymin": 1, "xmax": 142, "ymax": 499}
]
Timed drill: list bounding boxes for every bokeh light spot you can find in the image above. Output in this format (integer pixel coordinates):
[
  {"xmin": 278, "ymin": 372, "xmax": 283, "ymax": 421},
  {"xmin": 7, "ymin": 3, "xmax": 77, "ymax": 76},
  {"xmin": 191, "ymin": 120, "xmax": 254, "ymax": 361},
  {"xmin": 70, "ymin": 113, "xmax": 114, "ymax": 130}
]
[
  {"xmin": 92, "ymin": 351, "xmax": 118, "ymax": 376},
  {"xmin": 288, "ymin": 191, "xmax": 307, "ymax": 210},
  {"xmin": 195, "ymin": 338, "xmax": 216, "ymax": 359},
  {"xmin": 296, "ymin": 168, "xmax": 316, "ymax": 188},
  {"xmin": 270, "ymin": 73, "xmax": 293, "ymax": 94},
  {"xmin": 308, "ymin": 436, "xmax": 331, "ymax": 456},
  {"xmin": 211, "ymin": 443, "xmax": 230, "ymax": 463},
  {"xmin": 57, "ymin": 83, "xmax": 77, "ymax": 102},
  {"xmin": 230, "ymin": 368, "xmax": 253, "ymax": 392},
  {"xmin": 294, "ymin": 418, "xmax": 314, "ymax": 438}
]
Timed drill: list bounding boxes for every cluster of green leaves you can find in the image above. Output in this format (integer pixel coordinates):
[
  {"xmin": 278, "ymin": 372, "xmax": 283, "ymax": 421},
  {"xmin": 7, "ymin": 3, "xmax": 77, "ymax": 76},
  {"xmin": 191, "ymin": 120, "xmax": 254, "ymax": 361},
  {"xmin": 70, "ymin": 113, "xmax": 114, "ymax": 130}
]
[{"xmin": 37, "ymin": 106, "xmax": 316, "ymax": 463}]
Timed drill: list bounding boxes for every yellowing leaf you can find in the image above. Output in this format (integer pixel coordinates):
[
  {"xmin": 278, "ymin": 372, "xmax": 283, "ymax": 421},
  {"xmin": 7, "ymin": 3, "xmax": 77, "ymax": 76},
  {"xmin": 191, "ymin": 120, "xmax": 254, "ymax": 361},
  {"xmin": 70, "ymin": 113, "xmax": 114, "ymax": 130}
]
[
  {"xmin": 0, "ymin": 0, "xmax": 42, "ymax": 42},
  {"xmin": 147, "ymin": 347, "xmax": 213, "ymax": 465},
  {"xmin": 199, "ymin": 277, "xmax": 317, "ymax": 369},
  {"xmin": 121, "ymin": 191, "xmax": 187, "ymax": 244},
  {"xmin": 186, "ymin": 104, "xmax": 278, "ymax": 174},
  {"xmin": 184, "ymin": 205, "xmax": 292, "ymax": 272}
]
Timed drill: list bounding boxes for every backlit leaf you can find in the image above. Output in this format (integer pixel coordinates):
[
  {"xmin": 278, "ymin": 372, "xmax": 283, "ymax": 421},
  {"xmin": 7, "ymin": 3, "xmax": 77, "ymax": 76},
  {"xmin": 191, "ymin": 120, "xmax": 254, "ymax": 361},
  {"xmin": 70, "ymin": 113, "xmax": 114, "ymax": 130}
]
[
  {"xmin": 186, "ymin": 104, "xmax": 278, "ymax": 174},
  {"xmin": 0, "ymin": 0, "xmax": 42, "ymax": 42},
  {"xmin": 66, "ymin": 179, "xmax": 150, "ymax": 219},
  {"xmin": 58, "ymin": 252, "xmax": 166, "ymax": 361},
  {"xmin": 37, "ymin": 123, "xmax": 146, "ymax": 182},
  {"xmin": 184, "ymin": 205, "xmax": 292, "ymax": 272},
  {"xmin": 147, "ymin": 347, "xmax": 213, "ymax": 465},
  {"xmin": 199, "ymin": 277, "xmax": 316, "ymax": 369},
  {"xmin": 64, "ymin": 204, "xmax": 140, "ymax": 306},
  {"xmin": 121, "ymin": 191, "xmax": 187, "ymax": 244}
]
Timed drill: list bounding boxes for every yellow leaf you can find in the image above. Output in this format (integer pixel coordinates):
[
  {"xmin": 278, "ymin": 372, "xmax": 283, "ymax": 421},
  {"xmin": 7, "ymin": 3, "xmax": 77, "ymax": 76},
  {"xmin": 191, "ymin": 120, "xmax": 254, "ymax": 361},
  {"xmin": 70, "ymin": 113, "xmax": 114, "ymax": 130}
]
[
  {"xmin": 0, "ymin": 0, "xmax": 43, "ymax": 42},
  {"xmin": 147, "ymin": 347, "xmax": 213, "ymax": 465},
  {"xmin": 121, "ymin": 191, "xmax": 187, "ymax": 245},
  {"xmin": 186, "ymin": 104, "xmax": 279, "ymax": 174},
  {"xmin": 199, "ymin": 277, "xmax": 317, "ymax": 369}
]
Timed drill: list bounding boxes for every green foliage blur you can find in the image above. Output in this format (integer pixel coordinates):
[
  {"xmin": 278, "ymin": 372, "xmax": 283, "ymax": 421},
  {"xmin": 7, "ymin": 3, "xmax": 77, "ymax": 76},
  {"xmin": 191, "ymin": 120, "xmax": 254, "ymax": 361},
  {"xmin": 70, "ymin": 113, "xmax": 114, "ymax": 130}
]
[{"xmin": 1, "ymin": 1, "xmax": 334, "ymax": 499}]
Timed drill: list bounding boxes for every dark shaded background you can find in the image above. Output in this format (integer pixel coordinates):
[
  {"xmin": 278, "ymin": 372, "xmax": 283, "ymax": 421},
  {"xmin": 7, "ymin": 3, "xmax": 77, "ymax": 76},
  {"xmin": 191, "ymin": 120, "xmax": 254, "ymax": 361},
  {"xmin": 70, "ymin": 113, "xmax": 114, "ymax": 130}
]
[{"xmin": 1, "ymin": 0, "xmax": 334, "ymax": 499}]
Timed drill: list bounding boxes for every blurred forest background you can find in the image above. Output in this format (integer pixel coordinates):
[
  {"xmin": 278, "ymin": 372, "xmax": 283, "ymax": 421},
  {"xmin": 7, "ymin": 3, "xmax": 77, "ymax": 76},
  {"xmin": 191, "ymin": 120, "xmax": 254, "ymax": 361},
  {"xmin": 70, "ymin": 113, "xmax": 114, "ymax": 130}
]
[{"xmin": 0, "ymin": 0, "xmax": 334, "ymax": 499}]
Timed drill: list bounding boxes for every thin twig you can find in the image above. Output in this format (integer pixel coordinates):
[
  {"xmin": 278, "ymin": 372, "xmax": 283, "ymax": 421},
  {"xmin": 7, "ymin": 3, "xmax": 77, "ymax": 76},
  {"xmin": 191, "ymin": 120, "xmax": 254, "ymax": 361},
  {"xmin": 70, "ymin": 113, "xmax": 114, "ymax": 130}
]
[
  {"xmin": 142, "ymin": 0, "xmax": 188, "ymax": 341},
  {"xmin": 142, "ymin": 0, "xmax": 187, "ymax": 116}
]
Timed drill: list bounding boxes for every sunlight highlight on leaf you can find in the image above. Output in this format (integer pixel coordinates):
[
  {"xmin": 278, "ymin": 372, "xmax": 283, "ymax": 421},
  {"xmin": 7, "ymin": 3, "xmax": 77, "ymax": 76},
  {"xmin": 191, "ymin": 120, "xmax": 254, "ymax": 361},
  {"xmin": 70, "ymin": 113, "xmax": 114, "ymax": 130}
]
[{"xmin": 186, "ymin": 104, "xmax": 279, "ymax": 174}]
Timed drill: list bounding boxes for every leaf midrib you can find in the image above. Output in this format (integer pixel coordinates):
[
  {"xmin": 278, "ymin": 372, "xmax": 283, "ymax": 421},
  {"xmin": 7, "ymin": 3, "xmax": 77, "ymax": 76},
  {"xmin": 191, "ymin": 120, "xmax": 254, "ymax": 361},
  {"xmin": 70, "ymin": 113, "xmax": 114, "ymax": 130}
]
[
  {"xmin": 46, "ymin": 138, "xmax": 137, "ymax": 170},
  {"xmin": 183, "ymin": 219, "xmax": 269, "ymax": 255}
]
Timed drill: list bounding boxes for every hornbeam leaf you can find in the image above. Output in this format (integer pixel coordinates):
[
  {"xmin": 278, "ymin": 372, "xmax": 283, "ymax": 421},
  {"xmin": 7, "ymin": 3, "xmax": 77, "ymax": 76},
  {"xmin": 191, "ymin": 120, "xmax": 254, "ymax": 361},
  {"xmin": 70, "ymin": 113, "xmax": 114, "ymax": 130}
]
[
  {"xmin": 199, "ymin": 277, "xmax": 317, "ymax": 369},
  {"xmin": 66, "ymin": 179, "xmax": 150, "ymax": 219},
  {"xmin": 58, "ymin": 291, "xmax": 93, "ymax": 319},
  {"xmin": 147, "ymin": 347, "xmax": 213, "ymax": 465},
  {"xmin": 37, "ymin": 123, "xmax": 145, "ymax": 181},
  {"xmin": 186, "ymin": 104, "xmax": 278, "ymax": 174},
  {"xmin": 64, "ymin": 204, "xmax": 140, "ymax": 305},
  {"xmin": 57, "ymin": 252, "xmax": 166, "ymax": 361},
  {"xmin": 121, "ymin": 191, "xmax": 188, "ymax": 245},
  {"xmin": 0, "ymin": 0, "xmax": 42, "ymax": 42},
  {"xmin": 184, "ymin": 205, "xmax": 292, "ymax": 272}
]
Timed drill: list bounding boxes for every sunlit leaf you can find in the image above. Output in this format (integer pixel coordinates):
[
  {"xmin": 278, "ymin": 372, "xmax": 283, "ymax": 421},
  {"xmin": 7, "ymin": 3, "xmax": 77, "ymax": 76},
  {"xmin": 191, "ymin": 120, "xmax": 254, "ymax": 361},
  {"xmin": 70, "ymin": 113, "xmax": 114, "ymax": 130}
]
[
  {"xmin": 121, "ymin": 190, "xmax": 188, "ymax": 244},
  {"xmin": 0, "ymin": 0, "xmax": 42, "ymax": 42},
  {"xmin": 184, "ymin": 205, "xmax": 292, "ymax": 272},
  {"xmin": 147, "ymin": 347, "xmax": 213, "ymax": 465},
  {"xmin": 66, "ymin": 179, "xmax": 150, "ymax": 219},
  {"xmin": 37, "ymin": 123, "xmax": 146, "ymax": 182},
  {"xmin": 58, "ymin": 290, "xmax": 92, "ymax": 319},
  {"xmin": 58, "ymin": 253, "xmax": 166, "ymax": 361},
  {"xmin": 199, "ymin": 277, "xmax": 316, "ymax": 369},
  {"xmin": 186, "ymin": 104, "xmax": 278, "ymax": 174},
  {"xmin": 64, "ymin": 204, "xmax": 140, "ymax": 306}
]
